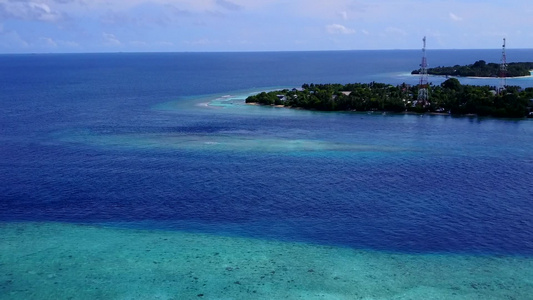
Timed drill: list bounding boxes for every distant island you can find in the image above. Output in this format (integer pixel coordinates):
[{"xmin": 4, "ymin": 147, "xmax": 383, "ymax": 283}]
[
  {"xmin": 245, "ymin": 79, "xmax": 533, "ymax": 118},
  {"xmin": 411, "ymin": 60, "xmax": 533, "ymax": 77}
]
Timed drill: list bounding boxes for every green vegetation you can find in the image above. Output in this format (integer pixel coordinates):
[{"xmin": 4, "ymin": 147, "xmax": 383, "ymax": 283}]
[
  {"xmin": 412, "ymin": 60, "xmax": 533, "ymax": 77},
  {"xmin": 246, "ymin": 79, "xmax": 533, "ymax": 118}
]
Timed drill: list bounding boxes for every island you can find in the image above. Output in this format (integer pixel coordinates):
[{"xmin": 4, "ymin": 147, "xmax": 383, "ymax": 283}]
[
  {"xmin": 245, "ymin": 79, "xmax": 533, "ymax": 118},
  {"xmin": 411, "ymin": 60, "xmax": 533, "ymax": 77}
]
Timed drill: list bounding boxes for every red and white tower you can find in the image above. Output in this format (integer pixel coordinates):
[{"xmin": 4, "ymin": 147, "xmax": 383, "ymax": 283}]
[
  {"xmin": 418, "ymin": 36, "xmax": 429, "ymax": 104},
  {"xmin": 499, "ymin": 38, "xmax": 507, "ymax": 94}
]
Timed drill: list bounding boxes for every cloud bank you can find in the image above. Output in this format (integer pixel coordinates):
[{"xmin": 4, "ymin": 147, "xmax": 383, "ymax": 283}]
[{"xmin": 0, "ymin": 0, "xmax": 531, "ymax": 53}]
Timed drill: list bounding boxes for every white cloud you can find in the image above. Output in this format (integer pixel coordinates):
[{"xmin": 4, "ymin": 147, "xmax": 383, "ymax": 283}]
[
  {"xmin": 338, "ymin": 11, "xmax": 348, "ymax": 20},
  {"xmin": 449, "ymin": 12, "xmax": 462, "ymax": 22},
  {"xmin": 216, "ymin": 0, "xmax": 242, "ymax": 11},
  {"xmin": 326, "ymin": 24, "xmax": 355, "ymax": 35},
  {"xmin": 0, "ymin": 1, "xmax": 64, "ymax": 22},
  {"xmin": 184, "ymin": 38, "xmax": 216, "ymax": 46},
  {"xmin": 39, "ymin": 36, "xmax": 57, "ymax": 47},
  {"xmin": 0, "ymin": 0, "xmax": 532, "ymax": 52},
  {"xmin": 102, "ymin": 32, "xmax": 121, "ymax": 46},
  {"xmin": 156, "ymin": 41, "xmax": 174, "ymax": 47}
]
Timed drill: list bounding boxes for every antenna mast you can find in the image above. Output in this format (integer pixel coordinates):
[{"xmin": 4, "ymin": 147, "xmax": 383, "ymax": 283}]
[
  {"xmin": 499, "ymin": 38, "xmax": 507, "ymax": 94},
  {"xmin": 418, "ymin": 36, "xmax": 429, "ymax": 104}
]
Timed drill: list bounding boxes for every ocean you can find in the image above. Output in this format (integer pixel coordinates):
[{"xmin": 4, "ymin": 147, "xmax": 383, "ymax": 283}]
[{"xmin": 1, "ymin": 50, "xmax": 532, "ymax": 299}]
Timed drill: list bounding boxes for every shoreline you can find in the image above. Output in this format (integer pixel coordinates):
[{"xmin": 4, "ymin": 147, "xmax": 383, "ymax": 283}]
[
  {"xmin": 422, "ymin": 72, "xmax": 533, "ymax": 80},
  {"xmin": 245, "ymin": 102, "xmax": 529, "ymax": 119}
]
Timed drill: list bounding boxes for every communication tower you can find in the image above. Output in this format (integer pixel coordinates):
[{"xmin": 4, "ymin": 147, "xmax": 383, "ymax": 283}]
[
  {"xmin": 499, "ymin": 38, "xmax": 507, "ymax": 94},
  {"xmin": 418, "ymin": 36, "xmax": 429, "ymax": 104}
]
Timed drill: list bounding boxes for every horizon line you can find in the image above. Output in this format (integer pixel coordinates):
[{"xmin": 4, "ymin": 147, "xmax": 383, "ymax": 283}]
[{"xmin": 2, "ymin": 48, "xmax": 533, "ymax": 56}]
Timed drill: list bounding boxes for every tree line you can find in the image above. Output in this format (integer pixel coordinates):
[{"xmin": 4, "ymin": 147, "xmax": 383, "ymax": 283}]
[
  {"xmin": 245, "ymin": 79, "xmax": 533, "ymax": 118},
  {"xmin": 412, "ymin": 60, "xmax": 533, "ymax": 77}
]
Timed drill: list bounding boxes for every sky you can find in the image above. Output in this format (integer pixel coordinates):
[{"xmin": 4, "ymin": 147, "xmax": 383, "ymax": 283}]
[{"xmin": 0, "ymin": 0, "xmax": 532, "ymax": 53}]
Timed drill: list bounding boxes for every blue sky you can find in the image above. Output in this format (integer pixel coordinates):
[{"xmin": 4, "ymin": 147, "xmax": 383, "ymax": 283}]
[{"xmin": 0, "ymin": 0, "xmax": 532, "ymax": 53}]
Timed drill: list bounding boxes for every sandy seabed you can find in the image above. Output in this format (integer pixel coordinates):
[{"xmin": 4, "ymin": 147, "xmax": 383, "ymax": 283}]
[{"xmin": 1, "ymin": 222, "xmax": 532, "ymax": 300}]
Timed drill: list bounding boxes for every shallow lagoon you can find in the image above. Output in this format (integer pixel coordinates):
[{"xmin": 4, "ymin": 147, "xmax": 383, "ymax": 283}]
[{"xmin": 2, "ymin": 222, "xmax": 532, "ymax": 300}]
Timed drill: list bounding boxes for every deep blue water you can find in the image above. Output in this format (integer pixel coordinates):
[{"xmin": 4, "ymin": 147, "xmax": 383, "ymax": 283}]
[{"xmin": 1, "ymin": 50, "xmax": 532, "ymax": 255}]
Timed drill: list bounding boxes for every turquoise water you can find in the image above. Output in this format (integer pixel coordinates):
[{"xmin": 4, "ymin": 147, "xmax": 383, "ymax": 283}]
[
  {"xmin": 1, "ymin": 51, "xmax": 533, "ymax": 299},
  {"xmin": 2, "ymin": 222, "xmax": 532, "ymax": 299}
]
